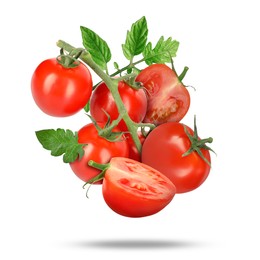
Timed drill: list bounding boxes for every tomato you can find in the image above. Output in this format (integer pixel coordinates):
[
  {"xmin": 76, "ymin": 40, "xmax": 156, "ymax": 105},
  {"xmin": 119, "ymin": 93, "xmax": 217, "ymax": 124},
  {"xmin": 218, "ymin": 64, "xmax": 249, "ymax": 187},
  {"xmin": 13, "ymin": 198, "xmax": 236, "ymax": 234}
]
[
  {"xmin": 141, "ymin": 122, "xmax": 211, "ymax": 193},
  {"xmin": 31, "ymin": 58, "xmax": 92, "ymax": 117},
  {"xmin": 69, "ymin": 123, "xmax": 129, "ymax": 183},
  {"xmin": 89, "ymin": 81, "xmax": 147, "ymax": 130},
  {"xmin": 98, "ymin": 157, "xmax": 176, "ymax": 217},
  {"xmin": 125, "ymin": 132, "xmax": 146, "ymax": 162},
  {"xmin": 136, "ymin": 64, "xmax": 190, "ymax": 125}
]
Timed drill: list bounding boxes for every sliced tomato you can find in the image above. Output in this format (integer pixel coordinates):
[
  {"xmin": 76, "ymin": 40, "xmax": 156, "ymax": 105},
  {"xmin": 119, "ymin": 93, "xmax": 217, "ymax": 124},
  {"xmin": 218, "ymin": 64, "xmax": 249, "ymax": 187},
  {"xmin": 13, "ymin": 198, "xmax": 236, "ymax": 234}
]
[
  {"xmin": 136, "ymin": 64, "xmax": 190, "ymax": 125},
  {"xmin": 100, "ymin": 157, "xmax": 176, "ymax": 217}
]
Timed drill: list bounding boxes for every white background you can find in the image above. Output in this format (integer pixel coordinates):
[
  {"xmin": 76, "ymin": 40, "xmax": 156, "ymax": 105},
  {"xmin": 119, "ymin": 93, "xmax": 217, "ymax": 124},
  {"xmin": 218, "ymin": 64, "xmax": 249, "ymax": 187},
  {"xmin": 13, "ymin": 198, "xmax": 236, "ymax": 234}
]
[{"xmin": 1, "ymin": 0, "xmax": 259, "ymax": 259}]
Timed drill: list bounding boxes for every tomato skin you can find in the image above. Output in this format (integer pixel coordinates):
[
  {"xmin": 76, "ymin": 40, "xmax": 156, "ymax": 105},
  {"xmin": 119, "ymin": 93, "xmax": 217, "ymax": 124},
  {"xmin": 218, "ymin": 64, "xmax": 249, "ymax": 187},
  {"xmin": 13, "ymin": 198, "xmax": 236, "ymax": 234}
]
[
  {"xmin": 31, "ymin": 58, "xmax": 92, "ymax": 117},
  {"xmin": 125, "ymin": 132, "xmax": 146, "ymax": 162},
  {"xmin": 141, "ymin": 122, "xmax": 211, "ymax": 193},
  {"xmin": 90, "ymin": 81, "xmax": 147, "ymax": 130},
  {"xmin": 69, "ymin": 124, "xmax": 129, "ymax": 183},
  {"xmin": 136, "ymin": 64, "xmax": 190, "ymax": 125},
  {"xmin": 102, "ymin": 157, "xmax": 176, "ymax": 217}
]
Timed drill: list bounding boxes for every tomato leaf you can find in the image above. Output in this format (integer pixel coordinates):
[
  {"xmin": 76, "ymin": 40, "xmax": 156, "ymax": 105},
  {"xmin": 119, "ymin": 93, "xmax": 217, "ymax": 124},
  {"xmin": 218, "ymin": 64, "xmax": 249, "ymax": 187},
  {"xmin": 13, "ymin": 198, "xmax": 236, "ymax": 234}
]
[
  {"xmin": 35, "ymin": 129, "xmax": 85, "ymax": 163},
  {"xmin": 143, "ymin": 36, "xmax": 179, "ymax": 65},
  {"xmin": 122, "ymin": 16, "xmax": 148, "ymax": 61},
  {"xmin": 80, "ymin": 26, "xmax": 111, "ymax": 71}
]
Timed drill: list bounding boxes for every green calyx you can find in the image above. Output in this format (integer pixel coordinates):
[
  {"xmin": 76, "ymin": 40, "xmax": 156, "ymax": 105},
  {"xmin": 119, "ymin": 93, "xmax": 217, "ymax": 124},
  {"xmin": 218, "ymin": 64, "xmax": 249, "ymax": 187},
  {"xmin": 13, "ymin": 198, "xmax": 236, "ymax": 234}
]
[
  {"xmin": 83, "ymin": 160, "xmax": 110, "ymax": 197},
  {"xmin": 87, "ymin": 113, "xmax": 125, "ymax": 142},
  {"xmin": 56, "ymin": 48, "xmax": 84, "ymax": 68},
  {"xmin": 182, "ymin": 116, "xmax": 215, "ymax": 167},
  {"xmin": 83, "ymin": 160, "xmax": 110, "ymax": 187}
]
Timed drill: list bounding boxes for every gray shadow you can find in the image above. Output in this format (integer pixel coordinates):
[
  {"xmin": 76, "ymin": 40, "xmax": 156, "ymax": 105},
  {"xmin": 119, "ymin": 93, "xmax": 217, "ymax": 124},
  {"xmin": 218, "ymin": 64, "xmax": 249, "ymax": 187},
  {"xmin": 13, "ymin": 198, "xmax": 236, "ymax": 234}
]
[{"xmin": 68, "ymin": 239, "xmax": 205, "ymax": 249}]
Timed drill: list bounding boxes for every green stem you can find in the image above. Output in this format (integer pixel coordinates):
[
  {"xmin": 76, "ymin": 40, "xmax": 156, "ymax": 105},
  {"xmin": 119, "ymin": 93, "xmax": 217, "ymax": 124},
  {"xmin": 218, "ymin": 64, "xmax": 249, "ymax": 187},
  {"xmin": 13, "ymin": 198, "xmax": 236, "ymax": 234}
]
[
  {"xmin": 110, "ymin": 58, "xmax": 145, "ymax": 77},
  {"xmin": 178, "ymin": 66, "xmax": 189, "ymax": 82},
  {"xmin": 56, "ymin": 40, "xmax": 142, "ymax": 153}
]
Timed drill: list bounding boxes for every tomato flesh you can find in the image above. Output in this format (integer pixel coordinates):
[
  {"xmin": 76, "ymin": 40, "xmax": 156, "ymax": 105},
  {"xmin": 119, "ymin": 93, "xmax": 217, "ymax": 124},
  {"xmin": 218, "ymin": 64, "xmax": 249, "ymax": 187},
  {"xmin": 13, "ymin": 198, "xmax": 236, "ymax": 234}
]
[
  {"xmin": 102, "ymin": 157, "xmax": 176, "ymax": 217},
  {"xmin": 136, "ymin": 64, "xmax": 190, "ymax": 125}
]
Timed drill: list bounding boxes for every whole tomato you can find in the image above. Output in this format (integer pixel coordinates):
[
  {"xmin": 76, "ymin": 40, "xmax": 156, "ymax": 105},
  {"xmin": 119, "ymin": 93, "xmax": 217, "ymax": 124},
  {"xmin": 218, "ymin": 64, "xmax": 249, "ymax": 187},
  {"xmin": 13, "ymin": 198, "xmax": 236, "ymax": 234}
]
[
  {"xmin": 88, "ymin": 157, "xmax": 176, "ymax": 217},
  {"xmin": 125, "ymin": 132, "xmax": 146, "ymax": 162},
  {"xmin": 31, "ymin": 58, "xmax": 92, "ymax": 117},
  {"xmin": 136, "ymin": 64, "xmax": 190, "ymax": 125},
  {"xmin": 89, "ymin": 81, "xmax": 147, "ymax": 131},
  {"xmin": 70, "ymin": 123, "xmax": 129, "ymax": 183},
  {"xmin": 141, "ymin": 121, "xmax": 212, "ymax": 193}
]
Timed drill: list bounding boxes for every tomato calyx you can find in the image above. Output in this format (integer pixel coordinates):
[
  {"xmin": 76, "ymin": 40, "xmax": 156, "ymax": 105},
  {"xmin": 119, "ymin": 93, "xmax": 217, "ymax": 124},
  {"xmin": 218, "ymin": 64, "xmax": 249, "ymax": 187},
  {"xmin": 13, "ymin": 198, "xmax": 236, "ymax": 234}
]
[
  {"xmin": 87, "ymin": 113, "xmax": 125, "ymax": 142},
  {"xmin": 84, "ymin": 160, "xmax": 109, "ymax": 185},
  {"xmin": 182, "ymin": 116, "xmax": 215, "ymax": 167},
  {"xmin": 83, "ymin": 160, "xmax": 109, "ymax": 197},
  {"xmin": 56, "ymin": 48, "xmax": 84, "ymax": 68}
]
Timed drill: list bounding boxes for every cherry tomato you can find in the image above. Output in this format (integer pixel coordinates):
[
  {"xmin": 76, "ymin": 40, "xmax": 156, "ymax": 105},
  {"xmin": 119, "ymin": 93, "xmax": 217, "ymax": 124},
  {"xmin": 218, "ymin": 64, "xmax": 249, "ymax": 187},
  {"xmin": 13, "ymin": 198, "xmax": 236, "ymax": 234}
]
[
  {"xmin": 136, "ymin": 64, "xmax": 190, "ymax": 125},
  {"xmin": 69, "ymin": 123, "xmax": 129, "ymax": 183},
  {"xmin": 125, "ymin": 132, "xmax": 146, "ymax": 162},
  {"xmin": 100, "ymin": 157, "xmax": 176, "ymax": 217},
  {"xmin": 141, "ymin": 122, "xmax": 211, "ymax": 193},
  {"xmin": 89, "ymin": 81, "xmax": 147, "ymax": 130},
  {"xmin": 31, "ymin": 58, "xmax": 92, "ymax": 117}
]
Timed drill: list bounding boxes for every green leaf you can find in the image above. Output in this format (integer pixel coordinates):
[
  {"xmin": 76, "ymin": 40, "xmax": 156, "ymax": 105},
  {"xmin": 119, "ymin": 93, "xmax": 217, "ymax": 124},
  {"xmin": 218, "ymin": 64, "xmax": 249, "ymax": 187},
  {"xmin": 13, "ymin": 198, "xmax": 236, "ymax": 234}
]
[
  {"xmin": 80, "ymin": 26, "xmax": 111, "ymax": 71},
  {"xmin": 143, "ymin": 36, "xmax": 179, "ymax": 65},
  {"xmin": 35, "ymin": 129, "xmax": 85, "ymax": 163},
  {"xmin": 122, "ymin": 16, "xmax": 148, "ymax": 60}
]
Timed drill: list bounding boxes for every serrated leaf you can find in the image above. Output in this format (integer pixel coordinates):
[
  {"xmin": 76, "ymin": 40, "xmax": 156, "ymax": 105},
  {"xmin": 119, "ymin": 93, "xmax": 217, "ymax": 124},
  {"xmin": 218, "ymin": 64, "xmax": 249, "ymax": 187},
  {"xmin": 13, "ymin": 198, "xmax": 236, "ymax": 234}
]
[
  {"xmin": 122, "ymin": 16, "xmax": 148, "ymax": 60},
  {"xmin": 80, "ymin": 26, "xmax": 111, "ymax": 70},
  {"xmin": 35, "ymin": 129, "xmax": 85, "ymax": 163},
  {"xmin": 143, "ymin": 36, "xmax": 179, "ymax": 65}
]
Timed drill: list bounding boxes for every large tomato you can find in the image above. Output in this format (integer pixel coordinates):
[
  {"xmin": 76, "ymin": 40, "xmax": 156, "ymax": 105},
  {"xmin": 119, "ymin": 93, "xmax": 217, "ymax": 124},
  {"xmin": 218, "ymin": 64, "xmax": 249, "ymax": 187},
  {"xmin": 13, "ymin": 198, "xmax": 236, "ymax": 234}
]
[
  {"xmin": 141, "ymin": 122, "xmax": 211, "ymax": 193},
  {"xmin": 31, "ymin": 58, "xmax": 92, "ymax": 117},
  {"xmin": 89, "ymin": 157, "xmax": 176, "ymax": 217},
  {"xmin": 70, "ymin": 123, "xmax": 129, "ymax": 183},
  {"xmin": 136, "ymin": 64, "xmax": 190, "ymax": 125},
  {"xmin": 89, "ymin": 81, "xmax": 147, "ymax": 130}
]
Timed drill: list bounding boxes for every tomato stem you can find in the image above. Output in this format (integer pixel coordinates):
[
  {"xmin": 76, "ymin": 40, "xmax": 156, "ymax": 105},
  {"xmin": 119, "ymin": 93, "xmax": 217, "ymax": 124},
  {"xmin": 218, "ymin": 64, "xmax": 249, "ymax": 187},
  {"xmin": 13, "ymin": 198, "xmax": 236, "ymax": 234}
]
[
  {"xmin": 178, "ymin": 66, "xmax": 189, "ymax": 82},
  {"xmin": 82, "ymin": 160, "xmax": 109, "ymax": 189},
  {"xmin": 56, "ymin": 40, "xmax": 142, "ymax": 154}
]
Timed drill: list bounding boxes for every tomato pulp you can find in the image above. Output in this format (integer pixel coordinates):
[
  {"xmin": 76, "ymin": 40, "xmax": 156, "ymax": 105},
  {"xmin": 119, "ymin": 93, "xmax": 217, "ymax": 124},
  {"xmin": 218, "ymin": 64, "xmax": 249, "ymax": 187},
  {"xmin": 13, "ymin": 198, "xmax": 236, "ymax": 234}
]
[
  {"xmin": 101, "ymin": 157, "xmax": 176, "ymax": 217},
  {"xmin": 136, "ymin": 64, "xmax": 190, "ymax": 125}
]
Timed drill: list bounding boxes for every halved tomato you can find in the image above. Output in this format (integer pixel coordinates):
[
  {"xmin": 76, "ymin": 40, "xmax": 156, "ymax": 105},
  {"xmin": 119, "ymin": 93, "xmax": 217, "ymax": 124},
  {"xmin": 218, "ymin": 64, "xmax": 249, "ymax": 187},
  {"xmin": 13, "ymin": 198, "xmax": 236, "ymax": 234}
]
[
  {"xmin": 88, "ymin": 157, "xmax": 176, "ymax": 217},
  {"xmin": 136, "ymin": 64, "xmax": 190, "ymax": 125}
]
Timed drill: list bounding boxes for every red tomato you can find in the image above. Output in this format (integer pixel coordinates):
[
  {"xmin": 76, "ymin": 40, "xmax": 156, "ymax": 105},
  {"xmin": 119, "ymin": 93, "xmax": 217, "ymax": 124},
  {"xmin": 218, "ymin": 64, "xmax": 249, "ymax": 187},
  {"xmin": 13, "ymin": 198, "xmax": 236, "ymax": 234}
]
[
  {"xmin": 141, "ymin": 122, "xmax": 211, "ymax": 193},
  {"xmin": 101, "ymin": 157, "xmax": 176, "ymax": 217},
  {"xmin": 31, "ymin": 58, "xmax": 92, "ymax": 117},
  {"xmin": 136, "ymin": 64, "xmax": 190, "ymax": 125},
  {"xmin": 70, "ymin": 123, "xmax": 129, "ymax": 183},
  {"xmin": 89, "ymin": 81, "xmax": 147, "ymax": 130},
  {"xmin": 125, "ymin": 132, "xmax": 146, "ymax": 162}
]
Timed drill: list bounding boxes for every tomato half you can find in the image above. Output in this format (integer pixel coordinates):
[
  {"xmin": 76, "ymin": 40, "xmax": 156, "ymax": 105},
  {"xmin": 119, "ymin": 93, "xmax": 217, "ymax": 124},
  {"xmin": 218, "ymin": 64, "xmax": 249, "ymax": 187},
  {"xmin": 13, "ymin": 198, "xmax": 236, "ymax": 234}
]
[
  {"xmin": 141, "ymin": 122, "xmax": 211, "ymax": 193},
  {"xmin": 136, "ymin": 64, "xmax": 190, "ymax": 125},
  {"xmin": 69, "ymin": 123, "xmax": 129, "ymax": 183},
  {"xmin": 89, "ymin": 81, "xmax": 147, "ymax": 130},
  {"xmin": 31, "ymin": 58, "xmax": 92, "ymax": 117},
  {"xmin": 101, "ymin": 157, "xmax": 176, "ymax": 217}
]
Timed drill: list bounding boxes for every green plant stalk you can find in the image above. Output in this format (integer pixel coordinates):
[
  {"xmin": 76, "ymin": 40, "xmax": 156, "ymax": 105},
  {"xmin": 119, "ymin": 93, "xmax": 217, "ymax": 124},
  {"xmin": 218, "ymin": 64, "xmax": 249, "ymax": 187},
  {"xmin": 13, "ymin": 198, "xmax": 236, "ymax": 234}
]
[{"xmin": 56, "ymin": 40, "xmax": 141, "ymax": 153}]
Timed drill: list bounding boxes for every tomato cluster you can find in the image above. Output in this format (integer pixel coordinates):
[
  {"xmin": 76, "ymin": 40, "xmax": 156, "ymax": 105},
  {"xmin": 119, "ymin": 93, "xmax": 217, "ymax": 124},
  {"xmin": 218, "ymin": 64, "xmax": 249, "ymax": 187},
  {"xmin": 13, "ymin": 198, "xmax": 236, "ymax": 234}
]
[{"xmin": 32, "ymin": 45, "xmax": 214, "ymax": 218}]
